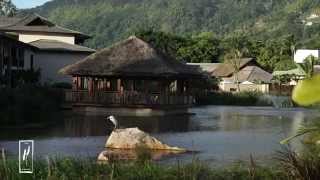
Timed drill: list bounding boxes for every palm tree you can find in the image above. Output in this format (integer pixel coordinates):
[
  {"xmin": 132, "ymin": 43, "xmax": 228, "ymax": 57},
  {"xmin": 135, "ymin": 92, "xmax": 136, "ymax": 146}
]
[{"xmin": 224, "ymin": 35, "xmax": 249, "ymax": 92}]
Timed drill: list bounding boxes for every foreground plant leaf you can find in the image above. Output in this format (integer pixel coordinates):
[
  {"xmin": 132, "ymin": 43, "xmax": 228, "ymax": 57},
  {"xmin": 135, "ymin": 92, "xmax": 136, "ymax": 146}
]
[
  {"xmin": 280, "ymin": 126, "xmax": 320, "ymax": 144},
  {"xmin": 292, "ymin": 74, "xmax": 320, "ymax": 106}
]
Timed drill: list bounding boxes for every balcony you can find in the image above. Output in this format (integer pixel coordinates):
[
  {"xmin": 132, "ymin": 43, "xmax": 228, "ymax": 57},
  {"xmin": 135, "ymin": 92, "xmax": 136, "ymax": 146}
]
[{"xmin": 65, "ymin": 90, "xmax": 194, "ymax": 107}]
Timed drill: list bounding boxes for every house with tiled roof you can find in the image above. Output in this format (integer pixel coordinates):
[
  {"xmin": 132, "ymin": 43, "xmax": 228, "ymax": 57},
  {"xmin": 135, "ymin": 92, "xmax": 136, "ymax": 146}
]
[
  {"xmin": 0, "ymin": 13, "xmax": 95, "ymax": 84},
  {"xmin": 189, "ymin": 58, "xmax": 273, "ymax": 93}
]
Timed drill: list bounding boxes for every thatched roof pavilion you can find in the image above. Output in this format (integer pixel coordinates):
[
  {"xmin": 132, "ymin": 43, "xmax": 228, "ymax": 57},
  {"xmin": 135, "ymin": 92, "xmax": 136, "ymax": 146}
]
[
  {"xmin": 60, "ymin": 36, "xmax": 202, "ymax": 78},
  {"xmin": 60, "ymin": 36, "xmax": 204, "ymax": 107}
]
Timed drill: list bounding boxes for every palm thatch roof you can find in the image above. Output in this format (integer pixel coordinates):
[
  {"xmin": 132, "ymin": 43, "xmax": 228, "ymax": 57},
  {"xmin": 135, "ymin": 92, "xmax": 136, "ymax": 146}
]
[
  {"xmin": 59, "ymin": 36, "xmax": 203, "ymax": 78},
  {"xmin": 224, "ymin": 66, "xmax": 273, "ymax": 83},
  {"xmin": 211, "ymin": 58, "xmax": 254, "ymax": 77}
]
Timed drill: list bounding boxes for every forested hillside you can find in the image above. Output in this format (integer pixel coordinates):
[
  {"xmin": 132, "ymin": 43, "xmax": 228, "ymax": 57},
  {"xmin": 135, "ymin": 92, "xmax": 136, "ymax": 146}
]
[{"xmin": 26, "ymin": 0, "xmax": 320, "ymax": 49}]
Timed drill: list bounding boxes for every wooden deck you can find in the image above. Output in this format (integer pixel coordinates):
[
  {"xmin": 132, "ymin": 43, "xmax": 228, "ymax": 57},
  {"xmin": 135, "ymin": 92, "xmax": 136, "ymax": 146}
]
[{"xmin": 65, "ymin": 90, "xmax": 194, "ymax": 107}]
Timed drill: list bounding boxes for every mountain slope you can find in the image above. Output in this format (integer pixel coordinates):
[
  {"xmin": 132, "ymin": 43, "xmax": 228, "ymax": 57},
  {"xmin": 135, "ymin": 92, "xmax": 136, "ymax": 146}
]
[{"xmin": 26, "ymin": 0, "xmax": 320, "ymax": 49}]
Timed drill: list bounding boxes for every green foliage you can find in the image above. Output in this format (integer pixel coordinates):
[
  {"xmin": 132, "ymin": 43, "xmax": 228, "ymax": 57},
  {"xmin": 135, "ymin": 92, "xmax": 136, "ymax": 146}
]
[
  {"xmin": 136, "ymin": 30, "xmax": 220, "ymax": 63},
  {"xmin": 254, "ymin": 35, "xmax": 296, "ymax": 72},
  {"xmin": 177, "ymin": 32, "xmax": 220, "ymax": 63},
  {"xmin": 19, "ymin": 0, "xmax": 320, "ymax": 71},
  {"xmin": 296, "ymin": 55, "xmax": 319, "ymax": 78},
  {"xmin": 23, "ymin": 0, "xmax": 320, "ymax": 50}
]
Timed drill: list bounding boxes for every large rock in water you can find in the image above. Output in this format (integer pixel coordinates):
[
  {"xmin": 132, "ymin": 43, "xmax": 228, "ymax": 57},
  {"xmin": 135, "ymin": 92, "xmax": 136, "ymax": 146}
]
[{"xmin": 106, "ymin": 127, "xmax": 186, "ymax": 151}]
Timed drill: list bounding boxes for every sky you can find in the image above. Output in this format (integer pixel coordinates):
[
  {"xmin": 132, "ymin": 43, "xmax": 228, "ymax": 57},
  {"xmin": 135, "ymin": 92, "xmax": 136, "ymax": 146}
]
[{"xmin": 12, "ymin": 0, "xmax": 52, "ymax": 9}]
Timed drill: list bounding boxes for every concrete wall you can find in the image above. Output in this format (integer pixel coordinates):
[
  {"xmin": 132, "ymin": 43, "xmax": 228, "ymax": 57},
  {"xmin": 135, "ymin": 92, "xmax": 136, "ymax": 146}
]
[
  {"xmin": 19, "ymin": 33, "xmax": 75, "ymax": 44},
  {"xmin": 34, "ymin": 52, "xmax": 90, "ymax": 83},
  {"xmin": 219, "ymin": 83, "xmax": 269, "ymax": 93}
]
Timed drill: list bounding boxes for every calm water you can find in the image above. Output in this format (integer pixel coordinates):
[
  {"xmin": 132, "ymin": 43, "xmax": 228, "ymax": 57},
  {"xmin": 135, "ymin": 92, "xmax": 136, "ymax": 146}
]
[{"xmin": 0, "ymin": 106, "xmax": 319, "ymax": 165}]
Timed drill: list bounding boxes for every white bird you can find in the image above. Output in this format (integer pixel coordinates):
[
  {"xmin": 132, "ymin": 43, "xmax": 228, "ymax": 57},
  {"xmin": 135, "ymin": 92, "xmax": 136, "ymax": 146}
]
[{"xmin": 106, "ymin": 115, "xmax": 118, "ymax": 129}]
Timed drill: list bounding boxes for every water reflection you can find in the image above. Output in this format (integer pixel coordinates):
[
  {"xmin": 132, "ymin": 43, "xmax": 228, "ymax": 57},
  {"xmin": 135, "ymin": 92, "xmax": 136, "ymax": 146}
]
[
  {"xmin": 0, "ymin": 106, "xmax": 319, "ymax": 165},
  {"xmin": 63, "ymin": 113, "xmax": 195, "ymax": 137}
]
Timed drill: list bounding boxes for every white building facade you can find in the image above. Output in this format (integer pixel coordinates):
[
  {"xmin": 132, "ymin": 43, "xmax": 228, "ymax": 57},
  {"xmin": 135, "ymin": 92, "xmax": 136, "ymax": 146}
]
[{"xmin": 0, "ymin": 14, "xmax": 95, "ymax": 84}]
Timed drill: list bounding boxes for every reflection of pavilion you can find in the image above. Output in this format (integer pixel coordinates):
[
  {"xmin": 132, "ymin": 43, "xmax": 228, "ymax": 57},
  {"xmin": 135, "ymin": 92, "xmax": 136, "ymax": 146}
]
[
  {"xmin": 63, "ymin": 113, "xmax": 193, "ymax": 137},
  {"xmin": 60, "ymin": 36, "xmax": 204, "ymax": 116}
]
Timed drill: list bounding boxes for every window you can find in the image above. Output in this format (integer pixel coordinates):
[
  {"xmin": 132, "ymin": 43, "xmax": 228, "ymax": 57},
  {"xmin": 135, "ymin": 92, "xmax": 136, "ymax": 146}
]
[
  {"xmin": 3, "ymin": 46, "xmax": 8, "ymax": 66},
  {"xmin": 30, "ymin": 55, "xmax": 34, "ymax": 69},
  {"xmin": 18, "ymin": 48, "xmax": 24, "ymax": 68},
  {"xmin": 11, "ymin": 48, "xmax": 17, "ymax": 67}
]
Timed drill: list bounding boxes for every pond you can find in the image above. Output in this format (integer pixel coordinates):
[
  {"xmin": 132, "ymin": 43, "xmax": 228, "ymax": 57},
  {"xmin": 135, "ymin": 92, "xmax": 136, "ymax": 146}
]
[{"xmin": 0, "ymin": 106, "xmax": 319, "ymax": 165}]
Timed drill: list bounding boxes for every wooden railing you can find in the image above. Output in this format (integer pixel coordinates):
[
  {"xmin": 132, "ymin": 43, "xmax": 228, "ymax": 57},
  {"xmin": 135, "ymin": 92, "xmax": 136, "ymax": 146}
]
[{"xmin": 65, "ymin": 90, "xmax": 194, "ymax": 106}]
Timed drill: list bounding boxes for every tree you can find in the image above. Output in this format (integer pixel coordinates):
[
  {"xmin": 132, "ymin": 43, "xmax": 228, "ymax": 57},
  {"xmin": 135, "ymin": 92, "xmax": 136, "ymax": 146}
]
[
  {"xmin": 136, "ymin": 30, "xmax": 221, "ymax": 63},
  {"xmin": 177, "ymin": 32, "xmax": 220, "ymax": 63},
  {"xmin": 255, "ymin": 35, "xmax": 297, "ymax": 72},
  {"xmin": 135, "ymin": 29, "xmax": 186, "ymax": 59},
  {"xmin": 0, "ymin": 0, "xmax": 16, "ymax": 17},
  {"xmin": 223, "ymin": 34, "xmax": 249, "ymax": 91}
]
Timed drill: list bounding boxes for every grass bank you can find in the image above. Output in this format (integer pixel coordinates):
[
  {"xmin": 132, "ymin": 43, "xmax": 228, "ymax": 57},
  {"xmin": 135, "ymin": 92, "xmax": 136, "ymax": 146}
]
[
  {"xmin": 0, "ymin": 85, "xmax": 64, "ymax": 127},
  {"xmin": 196, "ymin": 91, "xmax": 273, "ymax": 106},
  {"xmin": 0, "ymin": 157, "xmax": 285, "ymax": 180},
  {"xmin": 1, "ymin": 146, "xmax": 319, "ymax": 179}
]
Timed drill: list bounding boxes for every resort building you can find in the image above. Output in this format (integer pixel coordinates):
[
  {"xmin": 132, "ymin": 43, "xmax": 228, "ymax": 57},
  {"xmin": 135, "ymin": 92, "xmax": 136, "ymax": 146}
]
[
  {"xmin": 0, "ymin": 13, "xmax": 95, "ymax": 83},
  {"xmin": 59, "ymin": 36, "xmax": 204, "ymax": 116},
  {"xmin": 189, "ymin": 58, "xmax": 273, "ymax": 93},
  {"xmin": 0, "ymin": 33, "xmax": 37, "ymax": 86}
]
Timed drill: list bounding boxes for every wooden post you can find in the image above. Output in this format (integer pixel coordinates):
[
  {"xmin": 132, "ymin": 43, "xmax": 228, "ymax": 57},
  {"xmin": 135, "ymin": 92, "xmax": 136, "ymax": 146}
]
[
  {"xmin": 88, "ymin": 77, "xmax": 94, "ymax": 97},
  {"xmin": 117, "ymin": 79, "xmax": 121, "ymax": 92},
  {"xmin": 72, "ymin": 77, "xmax": 77, "ymax": 90},
  {"xmin": 117, "ymin": 78, "xmax": 122, "ymax": 104}
]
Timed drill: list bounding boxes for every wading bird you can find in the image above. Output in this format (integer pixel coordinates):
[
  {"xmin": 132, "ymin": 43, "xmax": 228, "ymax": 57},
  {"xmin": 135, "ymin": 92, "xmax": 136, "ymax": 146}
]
[{"xmin": 106, "ymin": 115, "xmax": 118, "ymax": 129}]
